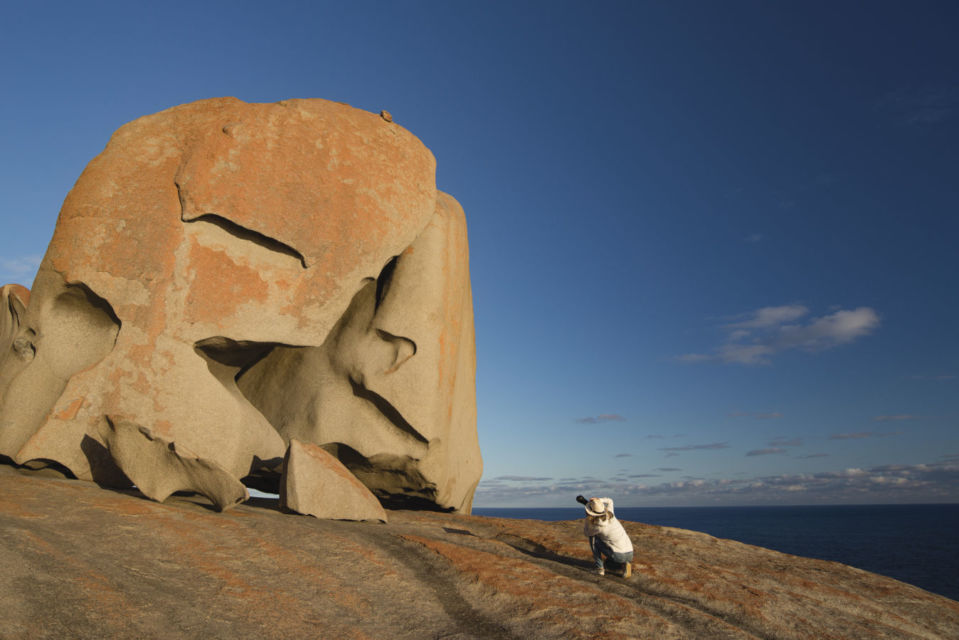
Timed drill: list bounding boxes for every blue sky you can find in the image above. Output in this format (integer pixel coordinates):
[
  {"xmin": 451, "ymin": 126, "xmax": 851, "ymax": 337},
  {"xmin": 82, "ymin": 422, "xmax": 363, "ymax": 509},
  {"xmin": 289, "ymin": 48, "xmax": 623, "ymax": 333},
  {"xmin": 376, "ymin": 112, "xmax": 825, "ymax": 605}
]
[{"xmin": 2, "ymin": 1, "xmax": 957, "ymax": 507}]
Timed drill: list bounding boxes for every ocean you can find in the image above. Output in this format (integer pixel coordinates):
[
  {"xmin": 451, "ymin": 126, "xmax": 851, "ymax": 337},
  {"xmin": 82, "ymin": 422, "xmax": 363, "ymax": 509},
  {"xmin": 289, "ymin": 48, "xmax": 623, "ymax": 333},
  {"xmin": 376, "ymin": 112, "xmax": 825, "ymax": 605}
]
[{"xmin": 472, "ymin": 503, "xmax": 959, "ymax": 602}]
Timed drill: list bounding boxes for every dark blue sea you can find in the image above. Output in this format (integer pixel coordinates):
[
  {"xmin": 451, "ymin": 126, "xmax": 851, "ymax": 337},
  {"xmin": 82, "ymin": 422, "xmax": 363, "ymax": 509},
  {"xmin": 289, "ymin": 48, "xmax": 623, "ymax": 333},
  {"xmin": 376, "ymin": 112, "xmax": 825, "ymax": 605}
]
[{"xmin": 473, "ymin": 504, "xmax": 959, "ymax": 602}]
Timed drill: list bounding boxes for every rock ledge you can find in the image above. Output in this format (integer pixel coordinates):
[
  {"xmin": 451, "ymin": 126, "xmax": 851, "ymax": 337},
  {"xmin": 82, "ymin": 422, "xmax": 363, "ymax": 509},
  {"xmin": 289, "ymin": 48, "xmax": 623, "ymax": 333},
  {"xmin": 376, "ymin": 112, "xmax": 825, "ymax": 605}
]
[{"xmin": 1, "ymin": 468, "xmax": 956, "ymax": 639}]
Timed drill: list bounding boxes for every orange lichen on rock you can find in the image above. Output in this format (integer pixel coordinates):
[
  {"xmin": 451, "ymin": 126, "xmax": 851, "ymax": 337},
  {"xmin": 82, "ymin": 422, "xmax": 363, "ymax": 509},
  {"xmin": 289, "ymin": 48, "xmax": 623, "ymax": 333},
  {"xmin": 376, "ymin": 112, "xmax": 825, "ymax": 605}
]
[
  {"xmin": 53, "ymin": 397, "xmax": 85, "ymax": 421},
  {"xmin": 3, "ymin": 471, "xmax": 959, "ymax": 639},
  {"xmin": 402, "ymin": 532, "xmax": 742, "ymax": 640},
  {"xmin": 183, "ymin": 242, "xmax": 269, "ymax": 326}
]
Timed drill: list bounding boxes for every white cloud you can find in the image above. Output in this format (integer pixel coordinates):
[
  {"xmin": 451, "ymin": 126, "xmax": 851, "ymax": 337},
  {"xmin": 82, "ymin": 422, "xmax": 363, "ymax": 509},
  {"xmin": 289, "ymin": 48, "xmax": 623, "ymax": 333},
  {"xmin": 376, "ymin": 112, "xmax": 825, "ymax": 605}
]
[
  {"xmin": 775, "ymin": 307, "xmax": 880, "ymax": 351},
  {"xmin": 715, "ymin": 343, "xmax": 775, "ymax": 366},
  {"xmin": 473, "ymin": 461, "xmax": 959, "ymax": 507},
  {"xmin": 661, "ymin": 442, "xmax": 729, "ymax": 453},
  {"xmin": 0, "ymin": 255, "xmax": 42, "ymax": 283},
  {"xmin": 726, "ymin": 305, "xmax": 809, "ymax": 330},
  {"xmin": 576, "ymin": 414, "xmax": 626, "ymax": 424},
  {"xmin": 679, "ymin": 305, "xmax": 879, "ymax": 366},
  {"xmin": 829, "ymin": 431, "xmax": 900, "ymax": 440},
  {"xmin": 746, "ymin": 448, "xmax": 786, "ymax": 457}
]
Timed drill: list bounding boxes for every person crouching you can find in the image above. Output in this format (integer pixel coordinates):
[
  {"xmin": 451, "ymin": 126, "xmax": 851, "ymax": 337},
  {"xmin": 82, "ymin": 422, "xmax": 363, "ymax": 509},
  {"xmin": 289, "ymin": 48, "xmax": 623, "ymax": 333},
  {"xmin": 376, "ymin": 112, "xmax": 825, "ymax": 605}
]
[{"xmin": 581, "ymin": 496, "xmax": 633, "ymax": 577}]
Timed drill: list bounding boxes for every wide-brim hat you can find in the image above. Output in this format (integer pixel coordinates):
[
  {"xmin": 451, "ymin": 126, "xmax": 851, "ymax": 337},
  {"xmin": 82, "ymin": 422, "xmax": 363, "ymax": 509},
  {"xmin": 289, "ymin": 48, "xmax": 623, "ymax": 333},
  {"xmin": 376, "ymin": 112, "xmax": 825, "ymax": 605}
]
[{"xmin": 585, "ymin": 498, "xmax": 606, "ymax": 517}]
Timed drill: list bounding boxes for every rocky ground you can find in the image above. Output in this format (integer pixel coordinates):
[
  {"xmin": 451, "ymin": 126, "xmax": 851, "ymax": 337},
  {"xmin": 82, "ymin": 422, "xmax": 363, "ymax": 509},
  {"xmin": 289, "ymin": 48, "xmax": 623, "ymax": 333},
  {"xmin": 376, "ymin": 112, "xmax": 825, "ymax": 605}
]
[{"xmin": 1, "ymin": 465, "xmax": 957, "ymax": 639}]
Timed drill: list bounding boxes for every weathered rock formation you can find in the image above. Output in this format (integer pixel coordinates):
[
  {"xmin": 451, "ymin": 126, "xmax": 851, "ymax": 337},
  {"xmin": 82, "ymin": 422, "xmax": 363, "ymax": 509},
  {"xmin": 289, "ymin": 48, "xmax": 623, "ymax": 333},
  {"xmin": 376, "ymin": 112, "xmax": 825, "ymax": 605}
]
[
  {"xmin": 238, "ymin": 191, "xmax": 478, "ymax": 511},
  {"xmin": 2, "ymin": 468, "xmax": 957, "ymax": 639},
  {"xmin": 100, "ymin": 417, "xmax": 249, "ymax": 512},
  {"xmin": 0, "ymin": 284, "xmax": 29, "ymax": 362},
  {"xmin": 280, "ymin": 439, "xmax": 387, "ymax": 522},
  {"xmin": 0, "ymin": 98, "xmax": 481, "ymax": 514}
]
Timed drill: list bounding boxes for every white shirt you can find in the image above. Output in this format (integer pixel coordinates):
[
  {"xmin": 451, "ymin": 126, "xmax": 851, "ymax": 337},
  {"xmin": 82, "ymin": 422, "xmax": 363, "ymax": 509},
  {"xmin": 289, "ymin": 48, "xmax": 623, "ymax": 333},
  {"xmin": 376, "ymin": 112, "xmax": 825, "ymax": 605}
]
[{"xmin": 583, "ymin": 498, "xmax": 633, "ymax": 553}]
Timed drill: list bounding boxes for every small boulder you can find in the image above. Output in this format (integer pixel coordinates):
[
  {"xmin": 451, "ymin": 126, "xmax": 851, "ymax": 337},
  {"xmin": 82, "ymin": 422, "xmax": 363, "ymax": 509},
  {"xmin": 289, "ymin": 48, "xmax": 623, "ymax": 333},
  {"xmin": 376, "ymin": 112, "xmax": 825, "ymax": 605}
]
[
  {"xmin": 101, "ymin": 417, "xmax": 248, "ymax": 511},
  {"xmin": 280, "ymin": 439, "xmax": 387, "ymax": 522}
]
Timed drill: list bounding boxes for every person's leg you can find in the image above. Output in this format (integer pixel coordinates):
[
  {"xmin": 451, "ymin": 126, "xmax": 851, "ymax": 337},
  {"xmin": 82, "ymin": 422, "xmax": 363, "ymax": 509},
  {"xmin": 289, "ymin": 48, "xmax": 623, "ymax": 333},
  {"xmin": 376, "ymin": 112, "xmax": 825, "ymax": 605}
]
[
  {"xmin": 609, "ymin": 550, "xmax": 633, "ymax": 564},
  {"xmin": 589, "ymin": 537, "xmax": 601, "ymax": 568},
  {"xmin": 591, "ymin": 536, "xmax": 614, "ymax": 573},
  {"xmin": 609, "ymin": 550, "xmax": 634, "ymax": 577}
]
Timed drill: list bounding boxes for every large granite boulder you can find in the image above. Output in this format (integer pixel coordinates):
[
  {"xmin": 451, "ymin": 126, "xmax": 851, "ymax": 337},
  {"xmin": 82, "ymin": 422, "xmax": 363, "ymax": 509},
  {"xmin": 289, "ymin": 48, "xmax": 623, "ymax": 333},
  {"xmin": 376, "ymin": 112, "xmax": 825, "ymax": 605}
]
[{"xmin": 0, "ymin": 98, "xmax": 481, "ymax": 513}]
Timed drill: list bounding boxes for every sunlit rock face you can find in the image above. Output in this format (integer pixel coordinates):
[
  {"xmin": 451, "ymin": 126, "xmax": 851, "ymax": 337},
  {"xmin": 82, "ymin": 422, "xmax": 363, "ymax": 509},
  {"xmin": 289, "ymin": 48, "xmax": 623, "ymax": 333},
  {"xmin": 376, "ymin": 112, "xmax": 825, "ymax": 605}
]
[
  {"xmin": 0, "ymin": 97, "xmax": 481, "ymax": 513},
  {"xmin": 237, "ymin": 191, "xmax": 480, "ymax": 512},
  {"xmin": 280, "ymin": 439, "xmax": 388, "ymax": 522}
]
